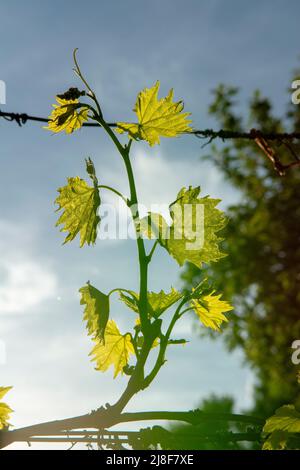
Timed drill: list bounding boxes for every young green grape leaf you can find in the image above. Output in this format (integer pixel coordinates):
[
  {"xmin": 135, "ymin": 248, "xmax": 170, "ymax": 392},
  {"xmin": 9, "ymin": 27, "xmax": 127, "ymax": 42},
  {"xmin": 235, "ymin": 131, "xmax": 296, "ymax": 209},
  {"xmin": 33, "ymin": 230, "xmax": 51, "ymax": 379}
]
[
  {"xmin": 0, "ymin": 386, "xmax": 13, "ymax": 430},
  {"xmin": 167, "ymin": 187, "xmax": 227, "ymax": 267},
  {"xmin": 189, "ymin": 278, "xmax": 212, "ymax": 299},
  {"xmin": 262, "ymin": 405, "xmax": 300, "ymax": 450},
  {"xmin": 119, "ymin": 288, "xmax": 182, "ymax": 318},
  {"xmin": 0, "ymin": 387, "xmax": 12, "ymax": 401},
  {"xmin": 116, "ymin": 81, "xmax": 192, "ymax": 146},
  {"xmin": 138, "ymin": 213, "xmax": 169, "ymax": 244},
  {"xmin": 55, "ymin": 175, "xmax": 100, "ymax": 247},
  {"xmin": 263, "ymin": 405, "xmax": 300, "ymax": 434},
  {"xmin": 147, "ymin": 289, "xmax": 183, "ymax": 317},
  {"xmin": 140, "ymin": 187, "xmax": 227, "ymax": 268},
  {"xmin": 79, "ymin": 282, "xmax": 109, "ymax": 344},
  {"xmin": 190, "ymin": 291, "xmax": 233, "ymax": 332},
  {"xmin": 262, "ymin": 430, "xmax": 288, "ymax": 450},
  {"xmin": 89, "ymin": 320, "xmax": 135, "ymax": 378},
  {"xmin": 44, "ymin": 97, "xmax": 89, "ymax": 134},
  {"xmin": 119, "ymin": 290, "xmax": 139, "ymax": 313}
]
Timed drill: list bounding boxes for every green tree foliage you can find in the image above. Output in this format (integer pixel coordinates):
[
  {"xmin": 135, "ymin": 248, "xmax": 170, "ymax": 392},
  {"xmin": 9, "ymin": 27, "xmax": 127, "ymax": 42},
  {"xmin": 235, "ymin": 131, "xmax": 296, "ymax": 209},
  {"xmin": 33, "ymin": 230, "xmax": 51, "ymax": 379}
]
[{"xmin": 183, "ymin": 78, "xmax": 300, "ymax": 418}]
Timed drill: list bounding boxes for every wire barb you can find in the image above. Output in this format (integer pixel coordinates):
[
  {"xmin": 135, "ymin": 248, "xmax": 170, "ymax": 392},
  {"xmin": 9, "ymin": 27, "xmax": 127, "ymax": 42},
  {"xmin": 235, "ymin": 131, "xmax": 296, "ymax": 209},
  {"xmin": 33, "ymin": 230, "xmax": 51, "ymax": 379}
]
[{"xmin": 0, "ymin": 109, "xmax": 29, "ymax": 126}]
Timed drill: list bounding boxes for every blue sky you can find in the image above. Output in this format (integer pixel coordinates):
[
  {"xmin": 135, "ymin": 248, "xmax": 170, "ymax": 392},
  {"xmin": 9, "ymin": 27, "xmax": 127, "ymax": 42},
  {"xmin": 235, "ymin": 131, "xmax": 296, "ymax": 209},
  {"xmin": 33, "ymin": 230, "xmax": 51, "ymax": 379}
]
[{"xmin": 1, "ymin": 0, "xmax": 299, "ymax": 449}]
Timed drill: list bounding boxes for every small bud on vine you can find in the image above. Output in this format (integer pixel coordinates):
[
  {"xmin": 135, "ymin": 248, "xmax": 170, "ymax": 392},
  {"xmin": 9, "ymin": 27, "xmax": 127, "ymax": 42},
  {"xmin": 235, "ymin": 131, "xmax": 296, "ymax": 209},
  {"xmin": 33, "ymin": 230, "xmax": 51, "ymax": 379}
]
[{"xmin": 57, "ymin": 87, "xmax": 86, "ymax": 100}]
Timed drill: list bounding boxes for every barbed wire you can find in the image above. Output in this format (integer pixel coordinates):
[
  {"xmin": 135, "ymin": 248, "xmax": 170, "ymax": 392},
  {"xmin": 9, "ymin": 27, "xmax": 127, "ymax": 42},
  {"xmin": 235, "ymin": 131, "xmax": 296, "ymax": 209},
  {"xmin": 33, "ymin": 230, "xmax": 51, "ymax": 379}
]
[
  {"xmin": 2, "ymin": 108, "xmax": 300, "ymax": 175},
  {"xmin": 0, "ymin": 109, "xmax": 110, "ymax": 127},
  {"xmin": 2, "ymin": 108, "xmax": 300, "ymax": 139}
]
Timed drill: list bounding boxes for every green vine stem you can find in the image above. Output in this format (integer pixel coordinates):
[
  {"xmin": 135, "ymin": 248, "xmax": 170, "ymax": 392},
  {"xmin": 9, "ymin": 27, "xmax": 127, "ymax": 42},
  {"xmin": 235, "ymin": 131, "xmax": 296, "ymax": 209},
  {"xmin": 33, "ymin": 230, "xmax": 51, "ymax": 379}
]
[{"xmin": 0, "ymin": 52, "xmax": 248, "ymax": 449}]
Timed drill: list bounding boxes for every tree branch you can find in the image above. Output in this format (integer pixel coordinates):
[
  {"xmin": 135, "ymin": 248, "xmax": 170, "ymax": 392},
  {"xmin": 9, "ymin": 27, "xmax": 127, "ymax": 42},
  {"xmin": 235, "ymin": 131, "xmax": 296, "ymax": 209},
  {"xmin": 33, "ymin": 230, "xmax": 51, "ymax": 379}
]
[{"xmin": 0, "ymin": 407, "xmax": 263, "ymax": 449}]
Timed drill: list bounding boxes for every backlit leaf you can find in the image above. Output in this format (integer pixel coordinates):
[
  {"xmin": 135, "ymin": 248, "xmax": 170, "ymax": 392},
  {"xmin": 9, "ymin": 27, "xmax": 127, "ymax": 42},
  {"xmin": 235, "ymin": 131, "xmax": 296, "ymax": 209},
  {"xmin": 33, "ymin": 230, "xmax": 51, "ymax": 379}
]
[
  {"xmin": 167, "ymin": 187, "xmax": 227, "ymax": 267},
  {"xmin": 44, "ymin": 97, "xmax": 89, "ymax": 134},
  {"xmin": 0, "ymin": 386, "xmax": 13, "ymax": 430},
  {"xmin": 119, "ymin": 291, "xmax": 139, "ymax": 314},
  {"xmin": 116, "ymin": 81, "xmax": 192, "ymax": 146},
  {"xmin": 140, "ymin": 187, "xmax": 227, "ymax": 268},
  {"xmin": 138, "ymin": 213, "xmax": 169, "ymax": 245},
  {"xmin": 119, "ymin": 288, "xmax": 182, "ymax": 318},
  {"xmin": 263, "ymin": 405, "xmax": 300, "ymax": 434},
  {"xmin": 79, "ymin": 283, "xmax": 109, "ymax": 343},
  {"xmin": 191, "ymin": 291, "xmax": 233, "ymax": 332},
  {"xmin": 262, "ymin": 405, "xmax": 300, "ymax": 450},
  {"xmin": 89, "ymin": 320, "xmax": 135, "ymax": 378},
  {"xmin": 55, "ymin": 175, "xmax": 100, "ymax": 247},
  {"xmin": 262, "ymin": 430, "xmax": 288, "ymax": 450},
  {"xmin": 147, "ymin": 289, "xmax": 183, "ymax": 317},
  {"xmin": 0, "ymin": 387, "xmax": 11, "ymax": 401}
]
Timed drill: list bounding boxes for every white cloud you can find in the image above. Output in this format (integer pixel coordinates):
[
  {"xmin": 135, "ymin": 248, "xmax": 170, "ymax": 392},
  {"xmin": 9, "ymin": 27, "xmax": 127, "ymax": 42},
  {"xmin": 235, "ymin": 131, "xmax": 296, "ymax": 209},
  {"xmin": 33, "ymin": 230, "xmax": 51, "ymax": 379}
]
[
  {"xmin": 238, "ymin": 372, "xmax": 256, "ymax": 411},
  {"xmin": 92, "ymin": 146, "xmax": 241, "ymax": 248},
  {"xmin": 0, "ymin": 260, "xmax": 56, "ymax": 314},
  {"xmin": 110, "ymin": 146, "xmax": 238, "ymax": 205},
  {"xmin": 96, "ymin": 146, "xmax": 239, "ymax": 242},
  {"xmin": 0, "ymin": 220, "xmax": 57, "ymax": 315}
]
